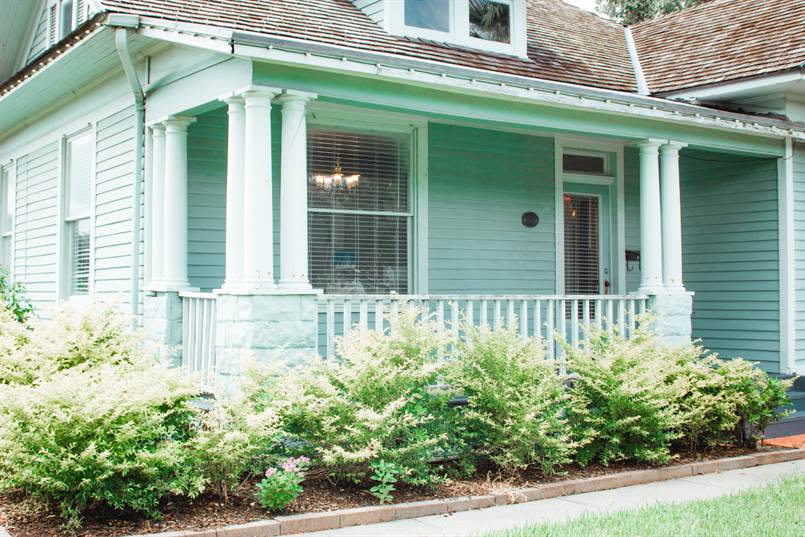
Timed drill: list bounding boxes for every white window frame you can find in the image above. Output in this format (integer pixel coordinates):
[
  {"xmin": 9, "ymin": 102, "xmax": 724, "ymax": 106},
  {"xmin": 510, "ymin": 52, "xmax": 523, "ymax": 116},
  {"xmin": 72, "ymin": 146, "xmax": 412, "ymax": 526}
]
[
  {"xmin": 58, "ymin": 126, "xmax": 95, "ymax": 300},
  {"xmin": 306, "ymin": 103, "xmax": 428, "ymax": 294},
  {"xmin": 386, "ymin": 0, "xmax": 528, "ymax": 58},
  {"xmin": 0, "ymin": 163, "xmax": 14, "ymax": 274},
  {"xmin": 555, "ymin": 137, "xmax": 626, "ymax": 296},
  {"xmin": 47, "ymin": 0, "xmax": 84, "ymax": 46}
]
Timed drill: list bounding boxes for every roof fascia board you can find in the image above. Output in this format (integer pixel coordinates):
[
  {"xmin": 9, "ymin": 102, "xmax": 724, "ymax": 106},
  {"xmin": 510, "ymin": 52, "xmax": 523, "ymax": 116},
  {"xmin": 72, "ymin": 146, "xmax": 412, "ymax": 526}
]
[
  {"xmin": 662, "ymin": 70, "xmax": 805, "ymax": 101},
  {"xmin": 0, "ymin": 22, "xmax": 108, "ymax": 105},
  {"xmin": 136, "ymin": 18, "xmax": 803, "ymax": 141}
]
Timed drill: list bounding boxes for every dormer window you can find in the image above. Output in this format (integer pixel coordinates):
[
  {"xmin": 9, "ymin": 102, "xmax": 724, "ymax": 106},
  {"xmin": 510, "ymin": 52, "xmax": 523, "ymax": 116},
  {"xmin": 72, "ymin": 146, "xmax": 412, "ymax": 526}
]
[{"xmin": 387, "ymin": 0, "xmax": 527, "ymax": 58}]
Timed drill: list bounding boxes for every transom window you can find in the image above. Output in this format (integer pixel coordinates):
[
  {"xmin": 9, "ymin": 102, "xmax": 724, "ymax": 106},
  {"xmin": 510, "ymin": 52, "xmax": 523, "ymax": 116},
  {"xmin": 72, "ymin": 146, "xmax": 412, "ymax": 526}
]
[
  {"xmin": 563, "ymin": 151, "xmax": 611, "ymax": 176},
  {"xmin": 307, "ymin": 128, "xmax": 411, "ymax": 294},
  {"xmin": 391, "ymin": 0, "xmax": 526, "ymax": 57},
  {"xmin": 63, "ymin": 131, "xmax": 92, "ymax": 296}
]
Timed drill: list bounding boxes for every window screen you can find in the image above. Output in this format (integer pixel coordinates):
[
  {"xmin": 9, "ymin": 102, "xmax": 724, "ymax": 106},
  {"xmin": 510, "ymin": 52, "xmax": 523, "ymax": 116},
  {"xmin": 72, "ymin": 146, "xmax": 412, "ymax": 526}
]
[
  {"xmin": 564, "ymin": 194, "xmax": 599, "ymax": 295},
  {"xmin": 308, "ymin": 128, "xmax": 410, "ymax": 294},
  {"xmin": 65, "ymin": 131, "xmax": 92, "ymax": 295},
  {"xmin": 469, "ymin": 0, "xmax": 511, "ymax": 43}
]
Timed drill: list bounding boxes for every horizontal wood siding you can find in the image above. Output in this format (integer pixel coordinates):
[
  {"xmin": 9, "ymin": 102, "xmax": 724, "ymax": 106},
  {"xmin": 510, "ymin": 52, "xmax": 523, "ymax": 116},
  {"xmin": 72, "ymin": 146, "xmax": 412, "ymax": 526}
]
[
  {"xmin": 623, "ymin": 147, "xmax": 642, "ymax": 293},
  {"xmin": 427, "ymin": 124, "xmax": 555, "ymax": 294},
  {"xmin": 94, "ymin": 107, "xmax": 136, "ymax": 303},
  {"xmin": 681, "ymin": 150, "xmax": 780, "ymax": 372},
  {"xmin": 793, "ymin": 142, "xmax": 805, "ymax": 369},
  {"xmin": 186, "ymin": 107, "xmax": 281, "ymax": 291},
  {"xmin": 351, "ymin": 0, "xmax": 385, "ymax": 24},
  {"xmin": 13, "ymin": 142, "xmax": 60, "ymax": 310},
  {"xmin": 25, "ymin": 5, "xmax": 49, "ymax": 65},
  {"xmin": 187, "ymin": 108, "xmax": 227, "ymax": 291}
]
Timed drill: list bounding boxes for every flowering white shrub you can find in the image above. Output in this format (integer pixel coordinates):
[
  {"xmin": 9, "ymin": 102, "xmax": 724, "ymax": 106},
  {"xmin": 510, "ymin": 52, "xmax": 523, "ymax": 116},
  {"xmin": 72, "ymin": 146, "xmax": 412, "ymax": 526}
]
[
  {"xmin": 276, "ymin": 307, "xmax": 456, "ymax": 486},
  {"xmin": 0, "ymin": 303, "xmax": 205, "ymax": 530},
  {"xmin": 444, "ymin": 325, "xmax": 574, "ymax": 474}
]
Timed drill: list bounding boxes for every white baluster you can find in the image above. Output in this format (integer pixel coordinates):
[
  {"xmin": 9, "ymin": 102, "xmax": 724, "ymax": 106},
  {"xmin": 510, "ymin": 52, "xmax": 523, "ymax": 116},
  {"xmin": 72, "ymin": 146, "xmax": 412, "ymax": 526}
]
[
  {"xmin": 534, "ymin": 300, "xmax": 542, "ymax": 341},
  {"xmin": 547, "ymin": 300, "xmax": 555, "ymax": 360},
  {"xmin": 494, "ymin": 300, "xmax": 502, "ymax": 330},
  {"xmin": 519, "ymin": 300, "xmax": 528, "ymax": 340},
  {"xmin": 359, "ymin": 299, "xmax": 368, "ymax": 330},
  {"xmin": 583, "ymin": 299, "xmax": 591, "ymax": 348},
  {"xmin": 571, "ymin": 299, "xmax": 579, "ymax": 349},
  {"xmin": 451, "ymin": 301, "xmax": 460, "ymax": 335},
  {"xmin": 507, "ymin": 300, "xmax": 516, "ymax": 330},
  {"xmin": 480, "ymin": 300, "xmax": 488, "ymax": 329},
  {"xmin": 343, "ymin": 300, "xmax": 352, "ymax": 341},
  {"xmin": 618, "ymin": 299, "xmax": 626, "ymax": 338},
  {"xmin": 326, "ymin": 300, "xmax": 335, "ymax": 359},
  {"xmin": 375, "ymin": 299, "xmax": 384, "ymax": 333}
]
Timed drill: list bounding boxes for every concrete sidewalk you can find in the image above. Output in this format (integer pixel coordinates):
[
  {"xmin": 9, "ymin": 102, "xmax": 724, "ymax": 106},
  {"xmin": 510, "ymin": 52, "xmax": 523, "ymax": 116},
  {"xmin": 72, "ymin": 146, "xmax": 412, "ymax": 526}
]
[{"xmin": 296, "ymin": 460, "xmax": 804, "ymax": 537}]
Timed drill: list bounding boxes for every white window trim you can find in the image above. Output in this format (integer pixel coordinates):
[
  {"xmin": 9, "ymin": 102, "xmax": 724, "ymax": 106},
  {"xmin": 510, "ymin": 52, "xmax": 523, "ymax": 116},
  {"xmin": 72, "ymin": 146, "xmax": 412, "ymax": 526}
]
[
  {"xmin": 57, "ymin": 124, "xmax": 95, "ymax": 301},
  {"xmin": 0, "ymin": 162, "xmax": 14, "ymax": 276},
  {"xmin": 555, "ymin": 137, "xmax": 626, "ymax": 295},
  {"xmin": 306, "ymin": 103, "xmax": 428, "ymax": 293},
  {"xmin": 386, "ymin": 0, "xmax": 528, "ymax": 59}
]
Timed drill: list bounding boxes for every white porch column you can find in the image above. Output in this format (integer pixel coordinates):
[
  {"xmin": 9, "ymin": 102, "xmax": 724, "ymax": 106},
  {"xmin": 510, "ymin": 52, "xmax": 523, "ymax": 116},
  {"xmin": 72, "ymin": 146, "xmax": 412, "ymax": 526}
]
[
  {"xmin": 241, "ymin": 87, "xmax": 280, "ymax": 290},
  {"xmin": 222, "ymin": 96, "xmax": 247, "ymax": 290},
  {"xmin": 278, "ymin": 91, "xmax": 316, "ymax": 290},
  {"xmin": 660, "ymin": 141, "xmax": 687, "ymax": 289},
  {"xmin": 160, "ymin": 116, "xmax": 195, "ymax": 290},
  {"xmin": 150, "ymin": 124, "xmax": 166, "ymax": 286},
  {"xmin": 637, "ymin": 140, "xmax": 664, "ymax": 293}
]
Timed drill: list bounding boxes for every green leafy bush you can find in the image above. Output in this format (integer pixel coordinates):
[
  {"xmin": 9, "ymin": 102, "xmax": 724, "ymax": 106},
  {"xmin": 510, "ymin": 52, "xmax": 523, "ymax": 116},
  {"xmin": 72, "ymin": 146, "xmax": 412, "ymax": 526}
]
[
  {"xmin": 0, "ymin": 363, "xmax": 204, "ymax": 530},
  {"xmin": 0, "ymin": 303, "xmax": 146, "ymax": 385},
  {"xmin": 276, "ymin": 308, "xmax": 455, "ymax": 486},
  {"xmin": 255, "ymin": 456, "xmax": 309, "ymax": 512},
  {"xmin": 0, "ymin": 268, "xmax": 33, "ymax": 323},
  {"xmin": 669, "ymin": 348, "xmax": 791, "ymax": 449},
  {"xmin": 193, "ymin": 395, "xmax": 284, "ymax": 502},
  {"xmin": 0, "ymin": 304, "xmax": 206, "ymax": 530},
  {"xmin": 565, "ymin": 328, "xmax": 680, "ymax": 466},
  {"xmin": 444, "ymin": 325, "xmax": 574, "ymax": 474}
]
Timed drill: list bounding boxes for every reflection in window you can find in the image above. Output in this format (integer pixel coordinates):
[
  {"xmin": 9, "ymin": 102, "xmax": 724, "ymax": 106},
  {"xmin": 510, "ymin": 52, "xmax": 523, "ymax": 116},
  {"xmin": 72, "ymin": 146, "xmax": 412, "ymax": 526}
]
[
  {"xmin": 469, "ymin": 0, "xmax": 511, "ymax": 43},
  {"xmin": 405, "ymin": 0, "xmax": 450, "ymax": 32},
  {"xmin": 563, "ymin": 153, "xmax": 608, "ymax": 175},
  {"xmin": 308, "ymin": 128, "xmax": 410, "ymax": 294}
]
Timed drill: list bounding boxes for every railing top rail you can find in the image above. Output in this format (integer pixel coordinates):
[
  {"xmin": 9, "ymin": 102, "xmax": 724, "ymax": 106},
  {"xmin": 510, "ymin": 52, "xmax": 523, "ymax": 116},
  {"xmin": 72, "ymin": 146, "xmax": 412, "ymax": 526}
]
[
  {"xmin": 318, "ymin": 294, "xmax": 649, "ymax": 302},
  {"xmin": 178, "ymin": 291, "xmax": 218, "ymax": 300}
]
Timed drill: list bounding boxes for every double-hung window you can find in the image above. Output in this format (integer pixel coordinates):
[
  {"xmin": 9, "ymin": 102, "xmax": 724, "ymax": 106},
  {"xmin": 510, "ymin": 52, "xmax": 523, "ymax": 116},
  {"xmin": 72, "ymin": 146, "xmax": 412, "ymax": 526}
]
[
  {"xmin": 63, "ymin": 131, "xmax": 92, "ymax": 297},
  {"xmin": 307, "ymin": 127, "xmax": 411, "ymax": 294},
  {"xmin": 0, "ymin": 166, "xmax": 12, "ymax": 269}
]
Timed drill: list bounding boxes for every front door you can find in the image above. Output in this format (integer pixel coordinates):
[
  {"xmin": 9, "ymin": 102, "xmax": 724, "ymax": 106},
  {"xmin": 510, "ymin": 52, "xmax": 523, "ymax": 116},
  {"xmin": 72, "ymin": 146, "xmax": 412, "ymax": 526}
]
[{"xmin": 563, "ymin": 184, "xmax": 611, "ymax": 296}]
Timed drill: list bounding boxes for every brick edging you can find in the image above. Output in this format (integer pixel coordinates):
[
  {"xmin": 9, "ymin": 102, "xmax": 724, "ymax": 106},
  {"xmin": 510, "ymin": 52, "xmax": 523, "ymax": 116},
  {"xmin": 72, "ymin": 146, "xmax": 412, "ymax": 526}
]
[{"xmin": 3, "ymin": 448, "xmax": 803, "ymax": 537}]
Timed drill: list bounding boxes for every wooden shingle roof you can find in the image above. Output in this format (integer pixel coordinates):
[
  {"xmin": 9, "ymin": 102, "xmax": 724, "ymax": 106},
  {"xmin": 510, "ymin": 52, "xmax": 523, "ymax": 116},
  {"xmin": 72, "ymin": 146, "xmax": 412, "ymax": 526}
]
[
  {"xmin": 98, "ymin": 0, "xmax": 638, "ymax": 92},
  {"xmin": 633, "ymin": 0, "xmax": 805, "ymax": 93}
]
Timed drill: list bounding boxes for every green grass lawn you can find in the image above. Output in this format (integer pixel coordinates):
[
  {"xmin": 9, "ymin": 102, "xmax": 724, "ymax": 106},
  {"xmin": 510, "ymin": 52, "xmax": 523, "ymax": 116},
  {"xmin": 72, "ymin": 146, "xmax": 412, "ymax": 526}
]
[{"xmin": 485, "ymin": 475, "xmax": 804, "ymax": 537}]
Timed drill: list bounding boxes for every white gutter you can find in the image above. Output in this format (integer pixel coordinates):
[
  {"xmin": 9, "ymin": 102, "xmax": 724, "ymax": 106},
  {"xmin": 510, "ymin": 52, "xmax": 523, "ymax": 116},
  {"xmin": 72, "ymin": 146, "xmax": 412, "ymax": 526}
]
[
  {"xmin": 661, "ymin": 70, "xmax": 805, "ymax": 101},
  {"xmin": 624, "ymin": 28, "xmax": 650, "ymax": 96},
  {"xmin": 112, "ymin": 16, "xmax": 144, "ymax": 327},
  {"xmin": 129, "ymin": 17, "xmax": 804, "ymax": 142}
]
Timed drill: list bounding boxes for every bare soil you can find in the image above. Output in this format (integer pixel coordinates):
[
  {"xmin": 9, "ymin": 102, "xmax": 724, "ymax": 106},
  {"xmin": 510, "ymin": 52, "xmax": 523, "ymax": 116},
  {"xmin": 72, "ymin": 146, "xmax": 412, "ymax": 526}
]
[{"xmin": 0, "ymin": 445, "xmax": 775, "ymax": 537}]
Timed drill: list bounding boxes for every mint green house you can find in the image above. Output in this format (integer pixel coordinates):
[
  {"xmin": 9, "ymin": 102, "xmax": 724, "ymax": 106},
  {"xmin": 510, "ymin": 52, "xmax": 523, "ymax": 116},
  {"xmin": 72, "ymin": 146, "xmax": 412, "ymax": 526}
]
[{"xmin": 0, "ymin": 0, "xmax": 803, "ymax": 383}]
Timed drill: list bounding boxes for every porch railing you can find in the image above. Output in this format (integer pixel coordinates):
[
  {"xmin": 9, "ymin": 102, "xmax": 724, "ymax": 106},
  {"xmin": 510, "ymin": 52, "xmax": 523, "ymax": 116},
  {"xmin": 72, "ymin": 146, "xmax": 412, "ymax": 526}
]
[
  {"xmin": 180, "ymin": 291, "xmax": 217, "ymax": 385},
  {"xmin": 317, "ymin": 294, "xmax": 649, "ymax": 361}
]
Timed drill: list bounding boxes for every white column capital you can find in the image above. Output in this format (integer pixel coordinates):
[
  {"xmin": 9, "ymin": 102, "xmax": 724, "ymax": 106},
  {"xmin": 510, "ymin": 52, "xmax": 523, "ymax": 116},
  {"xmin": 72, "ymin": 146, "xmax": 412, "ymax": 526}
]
[
  {"xmin": 278, "ymin": 90, "xmax": 318, "ymax": 106},
  {"xmin": 660, "ymin": 141, "xmax": 688, "ymax": 154},
  {"xmin": 221, "ymin": 95, "xmax": 245, "ymax": 108},
  {"xmin": 237, "ymin": 85, "xmax": 282, "ymax": 104},
  {"xmin": 635, "ymin": 139, "xmax": 664, "ymax": 153},
  {"xmin": 162, "ymin": 115, "xmax": 196, "ymax": 132},
  {"xmin": 151, "ymin": 123, "xmax": 166, "ymax": 135}
]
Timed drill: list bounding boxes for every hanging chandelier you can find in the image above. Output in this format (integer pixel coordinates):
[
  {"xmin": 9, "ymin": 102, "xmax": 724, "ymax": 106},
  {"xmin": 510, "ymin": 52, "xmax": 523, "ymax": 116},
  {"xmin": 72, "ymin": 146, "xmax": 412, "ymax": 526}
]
[{"xmin": 310, "ymin": 158, "xmax": 360, "ymax": 190}]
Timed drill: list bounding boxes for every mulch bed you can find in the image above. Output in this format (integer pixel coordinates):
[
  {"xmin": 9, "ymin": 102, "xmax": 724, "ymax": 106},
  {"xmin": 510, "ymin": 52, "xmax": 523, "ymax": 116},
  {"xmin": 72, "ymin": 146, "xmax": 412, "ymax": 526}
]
[{"xmin": 0, "ymin": 445, "xmax": 772, "ymax": 537}]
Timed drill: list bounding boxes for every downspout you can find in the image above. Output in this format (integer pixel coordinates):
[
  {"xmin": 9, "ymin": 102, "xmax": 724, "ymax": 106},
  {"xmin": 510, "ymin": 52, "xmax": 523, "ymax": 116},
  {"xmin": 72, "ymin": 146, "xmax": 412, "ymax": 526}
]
[
  {"xmin": 112, "ymin": 17, "xmax": 144, "ymax": 328},
  {"xmin": 624, "ymin": 27, "xmax": 650, "ymax": 96}
]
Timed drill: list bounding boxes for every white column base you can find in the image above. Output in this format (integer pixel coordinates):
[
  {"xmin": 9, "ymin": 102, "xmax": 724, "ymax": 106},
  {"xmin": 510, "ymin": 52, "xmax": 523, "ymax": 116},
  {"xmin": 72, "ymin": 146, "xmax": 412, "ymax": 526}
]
[{"xmin": 147, "ymin": 281, "xmax": 197, "ymax": 293}]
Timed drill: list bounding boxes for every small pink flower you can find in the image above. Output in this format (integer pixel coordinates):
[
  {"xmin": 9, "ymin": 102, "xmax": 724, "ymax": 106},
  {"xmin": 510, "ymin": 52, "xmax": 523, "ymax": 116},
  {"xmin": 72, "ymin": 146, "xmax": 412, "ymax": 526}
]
[
  {"xmin": 265, "ymin": 467, "xmax": 277, "ymax": 478},
  {"xmin": 281, "ymin": 460, "xmax": 297, "ymax": 472}
]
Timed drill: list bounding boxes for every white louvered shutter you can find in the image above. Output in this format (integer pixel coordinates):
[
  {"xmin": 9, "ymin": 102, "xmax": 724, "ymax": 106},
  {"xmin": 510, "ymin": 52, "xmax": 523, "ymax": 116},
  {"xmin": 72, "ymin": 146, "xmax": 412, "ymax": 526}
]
[
  {"xmin": 48, "ymin": 3, "xmax": 58, "ymax": 45},
  {"xmin": 76, "ymin": 0, "xmax": 87, "ymax": 25},
  {"xmin": 307, "ymin": 128, "xmax": 410, "ymax": 294}
]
